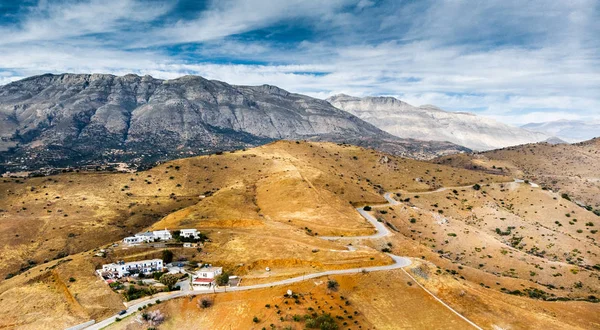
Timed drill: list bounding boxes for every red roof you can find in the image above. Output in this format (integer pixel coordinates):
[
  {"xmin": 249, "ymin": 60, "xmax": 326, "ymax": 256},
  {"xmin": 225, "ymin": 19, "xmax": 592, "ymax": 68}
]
[{"xmin": 193, "ymin": 278, "xmax": 215, "ymax": 283}]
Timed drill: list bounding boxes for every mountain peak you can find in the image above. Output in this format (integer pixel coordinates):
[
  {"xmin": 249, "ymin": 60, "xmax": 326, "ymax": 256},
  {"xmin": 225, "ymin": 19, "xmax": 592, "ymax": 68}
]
[{"xmin": 0, "ymin": 73, "xmax": 468, "ymax": 173}]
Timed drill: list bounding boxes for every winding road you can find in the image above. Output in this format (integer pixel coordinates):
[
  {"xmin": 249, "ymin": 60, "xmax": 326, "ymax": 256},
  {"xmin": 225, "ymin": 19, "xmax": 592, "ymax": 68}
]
[{"xmin": 83, "ymin": 188, "xmax": 484, "ymax": 330}]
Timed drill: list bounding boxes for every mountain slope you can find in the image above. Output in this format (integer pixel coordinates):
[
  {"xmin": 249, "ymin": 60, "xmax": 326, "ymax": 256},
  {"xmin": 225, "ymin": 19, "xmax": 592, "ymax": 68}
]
[
  {"xmin": 522, "ymin": 120, "xmax": 600, "ymax": 143},
  {"xmin": 327, "ymin": 94, "xmax": 550, "ymax": 151},
  {"xmin": 434, "ymin": 137, "xmax": 600, "ymax": 209},
  {"xmin": 0, "ymin": 74, "xmax": 468, "ymax": 173}
]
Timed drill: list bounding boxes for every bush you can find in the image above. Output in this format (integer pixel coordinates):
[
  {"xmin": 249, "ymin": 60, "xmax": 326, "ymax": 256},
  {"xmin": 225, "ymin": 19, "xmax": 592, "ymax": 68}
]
[
  {"xmin": 305, "ymin": 313, "xmax": 338, "ymax": 330},
  {"xmin": 162, "ymin": 250, "xmax": 174, "ymax": 264},
  {"xmin": 327, "ymin": 279, "xmax": 339, "ymax": 291},
  {"xmin": 472, "ymin": 184, "xmax": 481, "ymax": 191},
  {"xmin": 363, "ymin": 206, "xmax": 372, "ymax": 211},
  {"xmin": 69, "ymin": 277, "xmax": 76, "ymax": 282},
  {"xmin": 159, "ymin": 273, "xmax": 178, "ymax": 289},
  {"xmin": 199, "ymin": 298, "xmax": 212, "ymax": 309},
  {"xmin": 216, "ymin": 272, "xmax": 230, "ymax": 286},
  {"xmin": 253, "ymin": 316, "xmax": 260, "ymax": 323}
]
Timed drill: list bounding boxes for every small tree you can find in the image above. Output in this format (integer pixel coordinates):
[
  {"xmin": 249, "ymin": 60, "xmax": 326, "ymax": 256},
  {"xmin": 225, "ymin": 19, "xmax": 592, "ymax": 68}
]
[
  {"xmin": 173, "ymin": 230, "xmax": 181, "ymax": 240},
  {"xmin": 162, "ymin": 250, "xmax": 174, "ymax": 264},
  {"xmin": 159, "ymin": 273, "xmax": 178, "ymax": 290},
  {"xmin": 216, "ymin": 272, "xmax": 230, "ymax": 286},
  {"xmin": 363, "ymin": 206, "xmax": 372, "ymax": 211},
  {"xmin": 472, "ymin": 184, "xmax": 481, "ymax": 191}
]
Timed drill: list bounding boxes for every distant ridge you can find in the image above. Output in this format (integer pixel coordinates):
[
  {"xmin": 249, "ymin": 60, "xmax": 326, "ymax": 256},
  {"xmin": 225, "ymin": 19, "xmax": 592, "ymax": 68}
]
[
  {"xmin": 327, "ymin": 94, "xmax": 551, "ymax": 151},
  {"xmin": 521, "ymin": 120, "xmax": 600, "ymax": 143}
]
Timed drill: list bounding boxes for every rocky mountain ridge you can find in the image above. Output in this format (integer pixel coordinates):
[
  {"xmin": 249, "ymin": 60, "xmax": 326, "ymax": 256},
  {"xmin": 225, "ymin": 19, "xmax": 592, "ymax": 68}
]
[
  {"xmin": 327, "ymin": 94, "xmax": 551, "ymax": 151},
  {"xmin": 0, "ymin": 74, "xmax": 467, "ymax": 173}
]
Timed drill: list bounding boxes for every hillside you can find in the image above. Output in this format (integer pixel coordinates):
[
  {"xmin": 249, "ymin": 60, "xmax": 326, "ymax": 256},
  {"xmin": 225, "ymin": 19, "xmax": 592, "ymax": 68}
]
[
  {"xmin": 327, "ymin": 94, "xmax": 550, "ymax": 151},
  {"xmin": 434, "ymin": 138, "xmax": 600, "ymax": 210},
  {"xmin": 1, "ymin": 141, "xmax": 599, "ymax": 329},
  {"xmin": 0, "ymin": 74, "xmax": 467, "ymax": 174}
]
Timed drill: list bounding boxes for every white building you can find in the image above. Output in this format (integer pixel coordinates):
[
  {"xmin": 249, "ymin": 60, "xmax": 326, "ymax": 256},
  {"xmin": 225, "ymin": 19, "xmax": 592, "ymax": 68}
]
[
  {"xmin": 179, "ymin": 228, "xmax": 201, "ymax": 239},
  {"xmin": 99, "ymin": 259, "xmax": 163, "ymax": 278},
  {"xmin": 191, "ymin": 266, "xmax": 223, "ymax": 290},
  {"xmin": 153, "ymin": 229, "xmax": 172, "ymax": 241},
  {"xmin": 122, "ymin": 229, "xmax": 173, "ymax": 245}
]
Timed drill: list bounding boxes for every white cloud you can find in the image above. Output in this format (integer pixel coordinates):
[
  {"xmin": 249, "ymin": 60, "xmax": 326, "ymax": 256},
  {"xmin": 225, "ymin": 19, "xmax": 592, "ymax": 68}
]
[
  {"xmin": 0, "ymin": 0, "xmax": 172, "ymax": 45},
  {"xmin": 0, "ymin": 0, "xmax": 598, "ymax": 127},
  {"xmin": 144, "ymin": 0, "xmax": 356, "ymax": 46}
]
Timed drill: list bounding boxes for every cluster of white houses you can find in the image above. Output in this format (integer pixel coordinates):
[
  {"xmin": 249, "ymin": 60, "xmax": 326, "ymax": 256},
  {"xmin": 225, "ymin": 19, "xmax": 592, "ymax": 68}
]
[
  {"xmin": 99, "ymin": 259, "xmax": 164, "ymax": 278},
  {"xmin": 98, "ymin": 258, "xmax": 225, "ymax": 291},
  {"xmin": 122, "ymin": 228, "xmax": 201, "ymax": 245}
]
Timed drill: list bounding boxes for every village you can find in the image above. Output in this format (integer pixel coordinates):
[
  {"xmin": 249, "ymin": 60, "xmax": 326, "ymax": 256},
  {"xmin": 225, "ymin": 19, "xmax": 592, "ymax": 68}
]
[{"xmin": 96, "ymin": 228, "xmax": 239, "ymax": 302}]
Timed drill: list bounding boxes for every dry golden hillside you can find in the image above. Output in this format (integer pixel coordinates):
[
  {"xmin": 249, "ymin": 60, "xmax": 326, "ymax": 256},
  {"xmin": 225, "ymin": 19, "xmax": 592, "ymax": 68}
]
[
  {"xmin": 376, "ymin": 181, "xmax": 599, "ymax": 299},
  {"xmin": 1, "ymin": 141, "xmax": 599, "ymax": 329},
  {"xmin": 0, "ymin": 141, "xmax": 495, "ymax": 280},
  {"xmin": 106, "ymin": 267, "xmax": 600, "ymax": 330},
  {"xmin": 434, "ymin": 138, "xmax": 600, "ymax": 210}
]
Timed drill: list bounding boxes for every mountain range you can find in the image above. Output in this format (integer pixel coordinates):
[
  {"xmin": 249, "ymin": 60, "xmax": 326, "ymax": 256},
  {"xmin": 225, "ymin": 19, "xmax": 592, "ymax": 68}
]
[
  {"xmin": 521, "ymin": 120, "xmax": 600, "ymax": 143},
  {"xmin": 0, "ymin": 74, "xmax": 466, "ymax": 173},
  {"xmin": 327, "ymin": 94, "xmax": 551, "ymax": 151}
]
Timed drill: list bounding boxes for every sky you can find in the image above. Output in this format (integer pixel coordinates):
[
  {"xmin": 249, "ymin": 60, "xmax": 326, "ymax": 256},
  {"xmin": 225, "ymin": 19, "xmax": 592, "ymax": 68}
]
[{"xmin": 0, "ymin": 0, "xmax": 599, "ymax": 125}]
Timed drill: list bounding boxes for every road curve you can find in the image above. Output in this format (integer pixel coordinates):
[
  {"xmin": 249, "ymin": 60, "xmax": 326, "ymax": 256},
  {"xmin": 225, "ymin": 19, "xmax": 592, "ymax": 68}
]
[
  {"xmin": 320, "ymin": 193, "xmax": 400, "ymax": 240},
  {"xmin": 84, "ymin": 188, "xmax": 488, "ymax": 330}
]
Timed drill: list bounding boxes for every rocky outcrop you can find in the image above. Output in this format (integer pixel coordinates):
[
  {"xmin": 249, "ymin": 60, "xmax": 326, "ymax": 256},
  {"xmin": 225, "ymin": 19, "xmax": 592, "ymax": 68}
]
[
  {"xmin": 0, "ymin": 74, "xmax": 468, "ymax": 172},
  {"xmin": 327, "ymin": 94, "xmax": 550, "ymax": 151}
]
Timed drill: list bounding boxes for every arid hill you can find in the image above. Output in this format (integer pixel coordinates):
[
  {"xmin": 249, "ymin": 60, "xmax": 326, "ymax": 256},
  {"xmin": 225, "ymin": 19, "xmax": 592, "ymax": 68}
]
[
  {"xmin": 434, "ymin": 138, "xmax": 600, "ymax": 211},
  {"xmin": 0, "ymin": 141, "xmax": 598, "ymax": 329}
]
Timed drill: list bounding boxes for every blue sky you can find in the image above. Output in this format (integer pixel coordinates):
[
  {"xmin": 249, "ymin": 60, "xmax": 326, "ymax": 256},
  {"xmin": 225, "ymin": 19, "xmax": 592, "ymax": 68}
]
[{"xmin": 0, "ymin": 0, "xmax": 599, "ymax": 125}]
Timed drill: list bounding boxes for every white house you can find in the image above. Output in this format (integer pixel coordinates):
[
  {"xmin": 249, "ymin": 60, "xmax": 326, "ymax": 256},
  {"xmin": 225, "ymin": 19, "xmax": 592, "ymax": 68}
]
[
  {"xmin": 153, "ymin": 229, "xmax": 172, "ymax": 241},
  {"xmin": 123, "ymin": 236, "xmax": 142, "ymax": 245},
  {"xmin": 179, "ymin": 228, "xmax": 201, "ymax": 239},
  {"xmin": 99, "ymin": 259, "xmax": 163, "ymax": 278},
  {"xmin": 122, "ymin": 229, "xmax": 173, "ymax": 245},
  {"xmin": 191, "ymin": 266, "xmax": 223, "ymax": 290}
]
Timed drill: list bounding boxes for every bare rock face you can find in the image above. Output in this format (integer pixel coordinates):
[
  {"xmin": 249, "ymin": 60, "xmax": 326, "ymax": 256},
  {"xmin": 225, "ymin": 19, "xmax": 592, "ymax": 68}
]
[
  {"xmin": 327, "ymin": 94, "xmax": 551, "ymax": 151},
  {"xmin": 0, "ymin": 74, "xmax": 468, "ymax": 173}
]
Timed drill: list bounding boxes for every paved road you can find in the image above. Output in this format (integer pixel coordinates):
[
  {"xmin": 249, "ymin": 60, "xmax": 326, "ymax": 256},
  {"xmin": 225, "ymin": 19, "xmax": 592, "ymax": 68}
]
[
  {"xmin": 84, "ymin": 186, "xmax": 489, "ymax": 330},
  {"xmin": 320, "ymin": 193, "xmax": 400, "ymax": 240},
  {"xmin": 85, "ymin": 254, "xmax": 410, "ymax": 330}
]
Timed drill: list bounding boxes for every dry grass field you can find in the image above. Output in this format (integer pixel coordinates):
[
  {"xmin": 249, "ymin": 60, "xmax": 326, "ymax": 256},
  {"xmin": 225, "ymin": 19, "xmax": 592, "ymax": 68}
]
[
  {"xmin": 0, "ymin": 141, "xmax": 599, "ymax": 329},
  {"xmin": 374, "ymin": 182, "xmax": 599, "ymax": 300},
  {"xmin": 435, "ymin": 138, "xmax": 600, "ymax": 209},
  {"xmin": 105, "ymin": 267, "xmax": 600, "ymax": 330}
]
